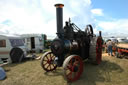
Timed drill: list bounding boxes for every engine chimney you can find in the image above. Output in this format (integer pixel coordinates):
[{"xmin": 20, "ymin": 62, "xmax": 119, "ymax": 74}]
[{"xmin": 55, "ymin": 4, "xmax": 64, "ymax": 38}]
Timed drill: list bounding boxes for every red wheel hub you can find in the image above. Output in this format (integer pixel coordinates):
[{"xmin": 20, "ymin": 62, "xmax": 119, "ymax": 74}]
[{"xmin": 47, "ymin": 59, "xmax": 52, "ymax": 64}]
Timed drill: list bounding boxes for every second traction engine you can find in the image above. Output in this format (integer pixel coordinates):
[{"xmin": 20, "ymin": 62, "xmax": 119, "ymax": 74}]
[{"xmin": 41, "ymin": 4, "xmax": 102, "ymax": 82}]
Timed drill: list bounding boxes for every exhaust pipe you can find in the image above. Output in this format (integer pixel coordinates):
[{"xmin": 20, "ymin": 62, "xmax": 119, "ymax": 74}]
[{"xmin": 55, "ymin": 4, "xmax": 64, "ymax": 38}]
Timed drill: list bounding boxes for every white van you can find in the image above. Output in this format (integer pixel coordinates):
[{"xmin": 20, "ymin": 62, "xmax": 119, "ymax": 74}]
[{"xmin": 0, "ymin": 34, "xmax": 27, "ymax": 63}]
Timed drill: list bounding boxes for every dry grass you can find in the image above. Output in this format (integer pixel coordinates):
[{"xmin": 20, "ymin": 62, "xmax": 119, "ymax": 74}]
[{"xmin": 0, "ymin": 53, "xmax": 128, "ymax": 85}]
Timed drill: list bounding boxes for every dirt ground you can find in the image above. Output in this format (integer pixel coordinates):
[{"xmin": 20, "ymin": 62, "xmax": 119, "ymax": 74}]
[
  {"xmin": 0, "ymin": 52, "xmax": 128, "ymax": 85},
  {"xmin": 117, "ymin": 43, "xmax": 128, "ymax": 48}
]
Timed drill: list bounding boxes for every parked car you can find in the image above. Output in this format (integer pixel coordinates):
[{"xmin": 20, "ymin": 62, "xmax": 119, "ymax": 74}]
[{"xmin": 117, "ymin": 38, "xmax": 128, "ymax": 43}]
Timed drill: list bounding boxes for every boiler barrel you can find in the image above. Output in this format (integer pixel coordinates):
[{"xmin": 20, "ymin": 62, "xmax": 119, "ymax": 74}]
[{"xmin": 55, "ymin": 4, "xmax": 64, "ymax": 38}]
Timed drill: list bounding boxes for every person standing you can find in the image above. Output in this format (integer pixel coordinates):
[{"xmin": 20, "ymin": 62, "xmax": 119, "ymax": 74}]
[{"xmin": 106, "ymin": 39, "xmax": 114, "ymax": 56}]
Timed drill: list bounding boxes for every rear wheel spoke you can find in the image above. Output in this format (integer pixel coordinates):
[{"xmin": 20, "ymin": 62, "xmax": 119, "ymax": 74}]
[{"xmin": 67, "ymin": 71, "xmax": 72, "ymax": 79}]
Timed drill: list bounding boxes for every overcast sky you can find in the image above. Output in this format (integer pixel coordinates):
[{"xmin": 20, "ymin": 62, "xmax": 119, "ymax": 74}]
[{"xmin": 0, "ymin": 0, "xmax": 128, "ymax": 39}]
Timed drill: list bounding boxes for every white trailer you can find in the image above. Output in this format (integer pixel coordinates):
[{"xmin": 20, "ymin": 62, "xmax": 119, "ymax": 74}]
[
  {"xmin": 21, "ymin": 34, "xmax": 45, "ymax": 53},
  {"xmin": 0, "ymin": 34, "xmax": 27, "ymax": 63}
]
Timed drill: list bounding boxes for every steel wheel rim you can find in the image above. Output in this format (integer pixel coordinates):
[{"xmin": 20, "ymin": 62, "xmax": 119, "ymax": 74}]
[
  {"xmin": 41, "ymin": 52, "xmax": 57, "ymax": 72},
  {"xmin": 63, "ymin": 55, "xmax": 83, "ymax": 82},
  {"xmin": 96, "ymin": 37, "xmax": 102, "ymax": 64}
]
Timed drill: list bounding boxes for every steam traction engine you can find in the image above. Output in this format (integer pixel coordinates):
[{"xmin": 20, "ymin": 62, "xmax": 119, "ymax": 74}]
[{"xmin": 41, "ymin": 4, "xmax": 102, "ymax": 82}]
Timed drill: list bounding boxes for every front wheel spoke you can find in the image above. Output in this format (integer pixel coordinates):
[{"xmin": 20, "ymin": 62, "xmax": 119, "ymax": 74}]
[
  {"xmin": 43, "ymin": 59, "xmax": 48, "ymax": 61},
  {"xmin": 52, "ymin": 56, "xmax": 55, "ymax": 60},
  {"xmin": 45, "ymin": 55, "xmax": 49, "ymax": 60},
  {"xmin": 46, "ymin": 64, "xmax": 50, "ymax": 69},
  {"xmin": 52, "ymin": 64, "xmax": 55, "ymax": 67},
  {"xmin": 44, "ymin": 62, "xmax": 48, "ymax": 66},
  {"xmin": 49, "ymin": 65, "xmax": 52, "ymax": 70}
]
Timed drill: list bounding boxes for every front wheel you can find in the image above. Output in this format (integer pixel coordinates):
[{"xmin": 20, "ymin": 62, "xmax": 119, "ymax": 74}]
[{"xmin": 40, "ymin": 51, "xmax": 57, "ymax": 72}]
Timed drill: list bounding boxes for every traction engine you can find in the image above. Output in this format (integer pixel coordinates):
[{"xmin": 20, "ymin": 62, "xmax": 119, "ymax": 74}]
[{"xmin": 41, "ymin": 4, "xmax": 102, "ymax": 82}]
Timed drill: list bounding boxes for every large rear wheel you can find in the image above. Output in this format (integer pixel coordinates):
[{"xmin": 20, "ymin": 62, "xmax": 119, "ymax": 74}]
[
  {"xmin": 96, "ymin": 37, "xmax": 102, "ymax": 64},
  {"xmin": 63, "ymin": 55, "xmax": 84, "ymax": 82},
  {"xmin": 89, "ymin": 37, "xmax": 102, "ymax": 64}
]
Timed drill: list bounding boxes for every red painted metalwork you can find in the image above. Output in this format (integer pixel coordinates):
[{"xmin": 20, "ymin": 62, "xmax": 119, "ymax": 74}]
[
  {"xmin": 96, "ymin": 37, "xmax": 102, "ymax": 64},
  {"xmin": 64, "ymin": 55, "xmax": 83, "ymax": 82},
  {"xmin": 118, "ymin": 48, "xmax": 128, "ymax": 53}
]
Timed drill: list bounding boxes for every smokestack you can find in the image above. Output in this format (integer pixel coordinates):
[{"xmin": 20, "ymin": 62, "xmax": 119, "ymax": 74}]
[
  {"xmin": 55, "ymin": 4, "xmax": 64, "ymax": 38},
  {"xmin": 99, "ymin": 31, "xmax": 102, "ymax": 37}
]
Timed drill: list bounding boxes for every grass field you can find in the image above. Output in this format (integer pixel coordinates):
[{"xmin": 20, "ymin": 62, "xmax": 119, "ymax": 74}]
[{"xmin": 0, "ymin": 53, "xmax": 128, "ymax": 85}]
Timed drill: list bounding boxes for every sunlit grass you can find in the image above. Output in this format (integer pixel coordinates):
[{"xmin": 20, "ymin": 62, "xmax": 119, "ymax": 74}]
[{"xmin": 0, "ymin": 53, "xmax": 128, "ymax": 85}]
